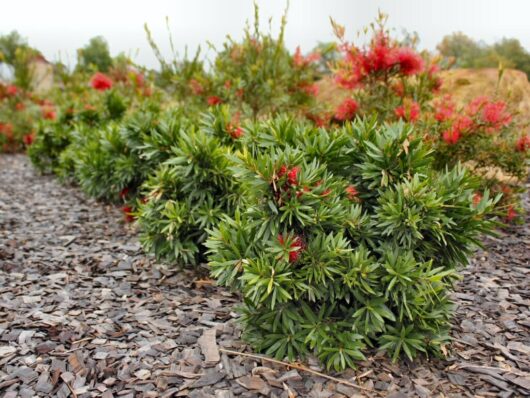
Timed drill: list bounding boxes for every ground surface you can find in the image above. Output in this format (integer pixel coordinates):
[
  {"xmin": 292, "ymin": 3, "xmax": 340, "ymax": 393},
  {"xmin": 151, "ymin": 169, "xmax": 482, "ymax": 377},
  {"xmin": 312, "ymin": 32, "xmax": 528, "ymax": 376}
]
[{"xmin": 0, "ymin": 154, "xmax": 529, "ymax": 398}]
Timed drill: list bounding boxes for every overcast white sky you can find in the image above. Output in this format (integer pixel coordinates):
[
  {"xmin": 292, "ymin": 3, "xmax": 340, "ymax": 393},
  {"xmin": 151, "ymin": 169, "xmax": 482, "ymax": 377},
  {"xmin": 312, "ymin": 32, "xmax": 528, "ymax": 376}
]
[{"xmin": 2, "ymin": 0, "xmax": 530, "ymax": 69}]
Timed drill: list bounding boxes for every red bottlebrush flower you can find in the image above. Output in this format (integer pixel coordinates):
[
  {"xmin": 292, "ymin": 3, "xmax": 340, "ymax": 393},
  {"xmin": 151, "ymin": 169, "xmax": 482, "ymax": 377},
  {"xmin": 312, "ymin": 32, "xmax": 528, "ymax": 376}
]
[
  {"xmin": 335, "ymin": 98, "xmax": 359, "ymax": 121},
  {"xmin": 207, "ymin": 96, "xmax": 222, "ymax": 106},
  {"xmin": 120, "ymin": 187, "xmax": 129, "ymax": 200},
  {"xmin": 224, "ymin": 80, "xmax": 232, "ymax": 90},
  {"xmin": 287, "ymin": 166, "xmax": 301, "ymax": 186},
  {"xmin": 345, "ymin": 185, "xmax": 358, "ymax": 200},
  {"xmin": 433, "ymin": 95, "xmax": 455, "ymax": 122},
  {"xmin": 277, "ymin": 165, "xmax": 288, "ymax": 178},
  {"xmin": 226, "ymin": 123, "xmax": 244, "ymax": 139},
  {"xmin": 90, "ymin": 72, "xmax": 113, "ymax": 91},
  {"xmin": 472, "ymin": 192, "xmax": 482, "ymax": 206},
  {"xmin": 235, "ymin": 88, "xmax": 244, "ymax": 98},
  {"xmin": 364, "ymin": 32, "xmax": 396, "ymax": 74},
  {"xmin": 452, "ymin": 115, "xmax": 474, "ymax": 134},
  {"xmin": 6, "ymin": 85, "xmax": 18, "ymax": 96},
  {"xmin": 41, "ymin": 107, "xmax": 56, "ymax": 120},
  {"xmin": 394, "ymin": 101, "xmax": 420, "ymax": 122},
  {"xmin": 84, "ymin": 104, "xmax": 96, "ymax": 111},
  {"xmin": 442, "ymin": 128, "xmax": 461, "ymax": 145},
  {"xmin": 306, "ymin": 112, "xmax": 331, "ymax": 128},
  {"xmin": 465, "ymin": 96, "xmax": 489, "ymax": 116},
  {"xmin": 335, "ymin": 44, "xmax": 366, "ymax": 89},
  {"xmin": 189, "ymin": 79, "xmax": 204, "ymax": 95},
  {"xmin": 15, "ymin": 102, "xmax": 25, "ymax": 111},
  {"xmin": 23, "ymin": 133, "xmax": 35, "ymax": 146},
  {"xmin": 300, "ymin": 83, "xmax": 319, "ymax": 97},
  {"xmin": 506, "ymin": 205, "xmax": 517, "ymax": 222},
  {"xmin": 481, "ymin": 101, "xmax": 512, "ymax": 129},
  {"xmin": 515, "ymin": 135, "xmax": 530, "ymax": 152},
  {"xmin": 122, "ymin": 205, "xmax": 135, "ymax": 223},
  {"xmin": 278, "ymin": 234, "xmax": 304, "ymax": 263},
  {"xmin": 394, "ymin": 47, "xmax": 424, "ymax": 75}
]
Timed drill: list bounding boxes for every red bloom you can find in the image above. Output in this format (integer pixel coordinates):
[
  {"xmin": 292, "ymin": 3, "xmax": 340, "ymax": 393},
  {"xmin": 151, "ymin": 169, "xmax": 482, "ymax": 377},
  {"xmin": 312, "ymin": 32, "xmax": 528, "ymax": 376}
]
[
  {"xmin": 472, "ymin": 192, "xmax": 482, "ymax": 207},
  {"xmin": 506, "ymin": 205, "xmax": 517, "ymax": 222},
  {"xmin": 226, "ymin": 123, "xmax": 244, "ymax": 139},
  {"xmin": 224, "ymin": 80, "xmax": 231, "ymax": 90},
  {"xmin": 442, "ymin": 128, "xmax": 461, "ymax": 145},
  {"xmin": 433, "ymin": 95, "xmax": 455, "ymax": 122},
  {"xmin": 41, "ymin": 106, "xmax": 56, "ymax": 120},
  {"xmin": 23, "ymin": 133, "xmax": 35, "ymax": 146},
  {"xmin": 452, "ymin": 115, "xmax": 474, "ymax": 134},
  {"xmin": 278, "ymin": 234, "xmax": 304, "ymax": 263},
  {"xmin": 278, "ymin": 165, "xmax": 288, "ymax": 178},
  {"xmin": 335, "ymin": 98, "xmax": 359, "ymax": 121},
  {"xmin": 480, "ymin": 101, "xmax": 512, "ymax": 129},
  {"xmin": 394, "ymin": 47, "xmax": 424, "ymax": 75},
  {"xmin": 363, "ymin": 33, "xmax": 396, "ymax": 74},
  {"xmin": 15, "ymin": 102, "xmax": 25, "ymax": 111},
  {"xmin": 300, "ymin": 83, "xmax": 319, "ymax": 97},
  {"xmin": 394, "ymin": 101, "xmax": 420, "ymax": 122},
  {"xmin": 306, "ymin": 112, "xmax": 332, "ymax": 128},
  {"xmin": 515, "ymin": 135, "xmax": 530, "ymax": 152},
  {"xmin": 466, "ymin": 96, "xmax": 489, "ymax": 116},
  {"xmin": 120, "ymin": 187, "xmax": 129, "ymax": 200},
  {"xmin": 207, "ymin": 96, "xmax": 222, "ymax": 106},
  {"xmin": 90, "ymin": 72, "xmax": 113, "ymax": 91},
  {"xmin": 6, "ymin": 85, "xmax": 18, "ymax": 96},
  {"xmin": 122, "ymin": 205, "xmax": 135, "ymax": 223},
  {"xmin": 345, "ymin": 185, "xmax": 358, "ymax": 200},
  {"xmin": 235, "ymin": 88, "xmax": 244, "ymax": 98},
  {"xmin": 287, "ymin": 166, "xmax": 301, "ymax": 186}
]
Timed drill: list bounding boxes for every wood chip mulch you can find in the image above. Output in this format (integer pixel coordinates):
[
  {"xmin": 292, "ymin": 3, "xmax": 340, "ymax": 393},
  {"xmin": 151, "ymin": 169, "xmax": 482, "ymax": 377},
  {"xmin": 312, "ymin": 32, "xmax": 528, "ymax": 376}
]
[{"xmin": 1, "ymin": 154, "xmax": 529, "ymax": 398}]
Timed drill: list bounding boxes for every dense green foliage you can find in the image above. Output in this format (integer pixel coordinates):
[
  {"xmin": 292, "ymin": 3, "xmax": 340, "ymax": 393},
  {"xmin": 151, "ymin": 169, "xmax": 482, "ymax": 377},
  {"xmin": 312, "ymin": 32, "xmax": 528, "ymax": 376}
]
[{"xmin": 207, "ymin": 118, "xmax": 499, "ymax": 370}]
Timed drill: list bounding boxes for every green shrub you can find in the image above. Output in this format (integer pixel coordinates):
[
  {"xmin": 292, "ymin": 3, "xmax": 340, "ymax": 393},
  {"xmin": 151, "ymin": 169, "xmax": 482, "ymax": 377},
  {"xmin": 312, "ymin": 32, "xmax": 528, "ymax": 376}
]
[
  {"xmin": 206, "ymin": 118, "xmax": 499, "ymax": 370},
  {"xmin": 135, "ymin": 110, "xmax": 246, "ymax": 266}
]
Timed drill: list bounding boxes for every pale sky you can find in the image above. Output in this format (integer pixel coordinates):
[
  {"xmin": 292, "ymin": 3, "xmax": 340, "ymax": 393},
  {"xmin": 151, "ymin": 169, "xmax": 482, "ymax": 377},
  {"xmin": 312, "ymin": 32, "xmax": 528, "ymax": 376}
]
[{"xmin": 2, "ymin": 0, "xmax": 530, "ymax": 69}]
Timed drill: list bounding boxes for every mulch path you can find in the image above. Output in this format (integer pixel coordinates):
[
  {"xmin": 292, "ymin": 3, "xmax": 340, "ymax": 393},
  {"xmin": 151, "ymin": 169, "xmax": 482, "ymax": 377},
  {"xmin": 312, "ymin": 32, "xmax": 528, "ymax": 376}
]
[{"xmin": 0, "ymin": 154, "xmax": 529, "ymax": 398}]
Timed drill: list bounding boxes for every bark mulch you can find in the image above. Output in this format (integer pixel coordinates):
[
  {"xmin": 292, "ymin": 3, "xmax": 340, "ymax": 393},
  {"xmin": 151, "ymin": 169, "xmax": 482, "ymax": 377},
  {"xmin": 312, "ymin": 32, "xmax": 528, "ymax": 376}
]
[{"xmin": 0, "ymin": 154, "xmax": 529, "ymax": 398}]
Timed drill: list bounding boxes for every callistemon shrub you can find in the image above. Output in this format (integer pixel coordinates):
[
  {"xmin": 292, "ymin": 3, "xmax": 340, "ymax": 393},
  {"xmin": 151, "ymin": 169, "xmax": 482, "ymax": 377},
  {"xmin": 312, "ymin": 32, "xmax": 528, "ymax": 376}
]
[
  {"xmin": 429, "ymin": 95, "xmax": 529, "ymax": 221},
  {"xmin": 329, "ymin": 18, "xmax": 440, "ymax": 125},
  {"xmin": 206, "ymin": 118, "xmax": 499, "ymax": 370},
  {"xmin": 135, "ymin": 111, "xmax": 246, "ymax": 266}
]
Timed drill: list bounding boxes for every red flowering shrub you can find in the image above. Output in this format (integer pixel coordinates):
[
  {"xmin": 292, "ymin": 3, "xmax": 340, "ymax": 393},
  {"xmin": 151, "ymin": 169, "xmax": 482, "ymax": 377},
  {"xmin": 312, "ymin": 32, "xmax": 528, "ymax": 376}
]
[
  {"xmin": 334, "ymin": 98, "xmax": 359, "ymax": 121},
  {"xmin": 329, "ymin": 17, "xmax": 439, "ymax": 124},
  {"xmin": 90, "ymin": 72, "xmax": 113, "ymax": 91}
]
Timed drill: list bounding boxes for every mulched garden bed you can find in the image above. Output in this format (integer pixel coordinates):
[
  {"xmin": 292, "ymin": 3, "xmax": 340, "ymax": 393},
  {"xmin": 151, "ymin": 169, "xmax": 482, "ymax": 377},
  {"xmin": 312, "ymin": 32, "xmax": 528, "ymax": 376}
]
[{"xmin": 1, "ymin": 154, "xmax": 529, "ymax": 398}]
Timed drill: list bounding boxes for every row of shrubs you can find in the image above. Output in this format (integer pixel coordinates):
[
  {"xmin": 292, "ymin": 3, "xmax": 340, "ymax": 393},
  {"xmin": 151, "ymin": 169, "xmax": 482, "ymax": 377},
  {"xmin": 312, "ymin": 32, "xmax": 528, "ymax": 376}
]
[{"xmin": 12, "ymin": 10, "xmax": 530, "ymax": 371}]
